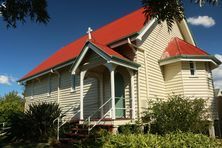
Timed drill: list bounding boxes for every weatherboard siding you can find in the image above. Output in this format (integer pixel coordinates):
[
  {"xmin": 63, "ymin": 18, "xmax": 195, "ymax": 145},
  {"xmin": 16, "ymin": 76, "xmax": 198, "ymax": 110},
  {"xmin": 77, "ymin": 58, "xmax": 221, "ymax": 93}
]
[
  {"xmin": 59, "ymin": 70, "xmax": 80, "ymax": 120},
  {"xmin": 136, "ymin": 22, "xmax": 184, "ymax": 113},
  {"xmin": 24, "ymin": 69, "xmax": 101, "ymax": 120},
  {"xmin": 164, "ymin": 62, "xmax": 184, "ymax": 95},
  {"xmin": 181, "ymin": 62, "xmax": 217, "ymax": 119},
  {"xmin": 83, "ymin": 77, "xmax": 99, "ymax": 119}
]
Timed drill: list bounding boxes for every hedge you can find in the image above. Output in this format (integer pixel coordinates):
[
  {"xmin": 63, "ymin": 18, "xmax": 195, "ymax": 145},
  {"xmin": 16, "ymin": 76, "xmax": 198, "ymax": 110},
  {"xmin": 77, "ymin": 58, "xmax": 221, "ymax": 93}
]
[{"xmin": 93, "ymin": 132, "xmax": 222, "ymax": 148}]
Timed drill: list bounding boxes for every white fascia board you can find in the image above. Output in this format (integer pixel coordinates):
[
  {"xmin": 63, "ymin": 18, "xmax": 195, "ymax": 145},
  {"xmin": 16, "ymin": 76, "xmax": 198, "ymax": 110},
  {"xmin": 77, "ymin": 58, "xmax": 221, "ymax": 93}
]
[
  {"xmin": 181, "ymin": 58, "xmax": 217, "ymax": 65},
  {"xmin": 181, "ymin": 19, "xmax": 196, "ymax": 46},
  {"xmin": 159, "ymin": 58, "xmax": 217, "ymax": 66},
  {"xmin": 136, "ymin": 19, "xmax": 156, "ymax": 41},
  {"xmin": 72, "ymin": 46, "xmax": 89, "ymax": 74},
  {"xmin": 109, "ymin": 60, "xmax": 138, "ymax": 71}
]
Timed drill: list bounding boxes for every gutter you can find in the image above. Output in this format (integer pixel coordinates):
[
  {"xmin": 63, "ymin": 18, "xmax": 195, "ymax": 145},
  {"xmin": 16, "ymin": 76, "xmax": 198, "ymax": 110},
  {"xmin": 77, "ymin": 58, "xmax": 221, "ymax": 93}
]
[
  {"xmin": 159, "ymin": 55, "xmax": 221, "ymax": 65},
  {"xmin": 18, "ymin": 60, "xmax": 75, "ymax": 84}
]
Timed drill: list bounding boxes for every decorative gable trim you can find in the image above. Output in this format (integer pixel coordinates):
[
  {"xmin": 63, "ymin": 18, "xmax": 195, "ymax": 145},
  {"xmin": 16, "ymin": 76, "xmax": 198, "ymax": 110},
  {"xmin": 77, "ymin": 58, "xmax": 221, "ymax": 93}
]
[{"xmin": 71, "ymin": 41, "xmax": 140, "ymax": 74}]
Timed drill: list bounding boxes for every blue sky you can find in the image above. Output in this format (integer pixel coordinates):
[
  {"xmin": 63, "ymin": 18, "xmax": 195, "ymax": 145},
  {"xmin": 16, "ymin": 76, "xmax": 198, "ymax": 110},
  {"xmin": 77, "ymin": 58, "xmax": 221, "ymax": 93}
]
[{"xmin": 0, "ymin": 0, "xmax": 221, "ymax": 96}]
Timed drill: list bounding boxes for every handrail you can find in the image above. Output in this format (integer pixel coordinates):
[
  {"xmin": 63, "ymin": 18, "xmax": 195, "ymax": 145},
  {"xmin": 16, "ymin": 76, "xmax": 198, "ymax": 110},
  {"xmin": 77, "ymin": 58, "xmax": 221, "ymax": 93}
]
[
  {"xmin": 88, "ymin": 109, "xmax": 112, "ymax": 131},
  {"xmin": 86, "ymin": 97, "xmax": 133, "ymax": 132},
  {"xmin": 86, "ymin": 97, "xmax": 112, "ymax": 123},
  {"xmin": 54, "ymin": 104, "xmax": 81, "ymax": 140},
  {"xmin": 53, "ymin": 104, "xmax": 79, "ymax": 124},
  {"xmin": 84, "ymin": 97, "xmax": 112, "ymax": 132},
  {"xmin": 59, "ymin": 109, "xmax": 80, "ymax": 128}
]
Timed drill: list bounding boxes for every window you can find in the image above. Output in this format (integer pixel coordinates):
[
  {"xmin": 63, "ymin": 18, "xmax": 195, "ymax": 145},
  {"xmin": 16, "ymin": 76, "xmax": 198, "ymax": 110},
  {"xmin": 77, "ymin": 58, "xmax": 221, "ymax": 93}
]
[
  {"xmin": 189, "ymin": 61, "xmax": 196, "ymax": 76},
  {"xmin": 71, "ymin": 75, "xmax": 76, "ymax": 92}
]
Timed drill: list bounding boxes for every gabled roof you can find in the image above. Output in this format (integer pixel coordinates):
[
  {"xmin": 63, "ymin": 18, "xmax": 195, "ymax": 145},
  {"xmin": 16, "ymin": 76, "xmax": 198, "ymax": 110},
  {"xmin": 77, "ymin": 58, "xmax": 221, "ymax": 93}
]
[
  {"xmin": 72, "ymin": 41, "xmax": 140, "ymax": 74},
  {"xmin": 159, "ymin": 37, "xmax": 221, "ymax": 66},
  {"xmin": 19, "ymin": 8, "xmax": 147, "ymax": 82},
  {"xmin": 161, "ymin": 37, "xmax": 208, "ymax": 60}
]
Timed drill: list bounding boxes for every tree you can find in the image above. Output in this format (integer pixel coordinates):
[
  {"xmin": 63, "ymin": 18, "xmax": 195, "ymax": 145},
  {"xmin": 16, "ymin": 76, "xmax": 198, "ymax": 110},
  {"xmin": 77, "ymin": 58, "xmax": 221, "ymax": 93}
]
[
  {"xmin": 141, "ymin": 0, "xmax": 219, "ymax": 31},
  {"xmin": 0, "ymin": 91, "xmax": 24, "ymax": 123},
  {"xmin": 0, "ymin": 0, "xmax": 49, "ymax": 28}
]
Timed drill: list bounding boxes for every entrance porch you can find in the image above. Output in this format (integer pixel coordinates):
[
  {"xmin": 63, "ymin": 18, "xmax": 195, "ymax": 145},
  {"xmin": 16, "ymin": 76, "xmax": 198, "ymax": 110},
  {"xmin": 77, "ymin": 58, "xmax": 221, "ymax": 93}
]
[{"xmin": 71, "ymin": 41, "xmax": 139, "ymax": 126}]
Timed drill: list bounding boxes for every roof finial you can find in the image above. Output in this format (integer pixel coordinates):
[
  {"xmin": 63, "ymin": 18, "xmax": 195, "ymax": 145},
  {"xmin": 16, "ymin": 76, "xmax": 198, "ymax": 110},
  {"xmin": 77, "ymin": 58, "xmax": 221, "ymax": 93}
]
[{"xmin": 87, "ymin": 27, "xmax": 93, "ymax": 40}]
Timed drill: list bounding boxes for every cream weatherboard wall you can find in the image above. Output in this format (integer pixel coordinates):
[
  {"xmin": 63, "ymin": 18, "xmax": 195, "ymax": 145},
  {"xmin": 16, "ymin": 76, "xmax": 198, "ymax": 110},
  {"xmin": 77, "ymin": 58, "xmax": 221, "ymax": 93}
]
[
  {"xmin": 24, "ymin": 68, "xmax": 82, "ymax": 120},
  {"xmin": 163, "ymin": 62, "xmax": 184, "ymax": 95},
  {"xmin": 181, "ymin": 62, "xmax": 216, "ymax": 119},
  {"xmin": 162, "ymin": 61, "xmax": 216, "ymax": 120},
  {"xmin": 135, "ymin": 21, "xmax": 184, "ymax": 114}
]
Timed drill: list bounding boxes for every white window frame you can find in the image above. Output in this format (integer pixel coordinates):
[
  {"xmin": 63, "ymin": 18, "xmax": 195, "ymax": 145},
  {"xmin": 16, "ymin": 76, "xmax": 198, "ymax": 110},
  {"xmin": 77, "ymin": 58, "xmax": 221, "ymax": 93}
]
[
  {"xmin": 70, "ymin": 74, "xmax": 76, "ymax": 92},
  {"xmin": 189, "ymin": 61, "xmax": 196, "ymax": 76}
]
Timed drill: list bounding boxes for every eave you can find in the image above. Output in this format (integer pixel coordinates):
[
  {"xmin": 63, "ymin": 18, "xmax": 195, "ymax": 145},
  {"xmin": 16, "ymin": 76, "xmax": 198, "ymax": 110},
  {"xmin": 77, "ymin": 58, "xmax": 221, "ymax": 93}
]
[{"xmin": 159, "ymin": 55, "xmax": 221, "ymax": 67}]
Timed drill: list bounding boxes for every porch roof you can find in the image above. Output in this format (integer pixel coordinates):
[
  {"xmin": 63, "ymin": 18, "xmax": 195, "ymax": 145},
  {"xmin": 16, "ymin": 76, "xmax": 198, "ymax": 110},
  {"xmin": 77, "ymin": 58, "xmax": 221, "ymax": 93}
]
[{"xmin": 72, "ymin": 41, "xmax": 140, "ymax": 73}]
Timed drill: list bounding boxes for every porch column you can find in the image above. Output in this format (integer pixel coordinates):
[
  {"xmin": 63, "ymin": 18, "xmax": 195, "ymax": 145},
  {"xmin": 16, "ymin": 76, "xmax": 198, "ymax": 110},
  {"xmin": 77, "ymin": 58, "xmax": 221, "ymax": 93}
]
[
  {"xmin": 110, "ymin": 67, "xmax": 116, "ymax": 119},
  {"xmin": 105, "ymin": 63, "xmax": 116, "ymax": 120},
  {"xmin": 129, "ymin": 70, "xmax": 135, "ymax": 119},
  {"xmin": 80, "ymin": 70, "xmax": 87, "ymax": 120},
  {"xmin": 99, "ymin": 75, "xmax": 104, "ymax": 117}
]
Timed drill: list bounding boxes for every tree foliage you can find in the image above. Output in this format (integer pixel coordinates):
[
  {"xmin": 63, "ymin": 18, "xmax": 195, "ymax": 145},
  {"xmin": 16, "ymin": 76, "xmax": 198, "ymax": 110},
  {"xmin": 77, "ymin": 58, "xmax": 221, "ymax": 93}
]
[
  {"xmin": 0, "ymin": 91, "xmax": 24, "ymax": 123},
  {"xmin": 6, "ymin": 102, "xmax": 61, "ymax": 142},
  {"xmin": 142, "ymin": 95, "xmax": 210, "ymax": 135},
  {"xmin": 0, "ymin": 0, "xmax": 50, "ymax": 28},
  {"xmin": 141, "ymin": 0, "xmax": 220, "ymax": 31}
]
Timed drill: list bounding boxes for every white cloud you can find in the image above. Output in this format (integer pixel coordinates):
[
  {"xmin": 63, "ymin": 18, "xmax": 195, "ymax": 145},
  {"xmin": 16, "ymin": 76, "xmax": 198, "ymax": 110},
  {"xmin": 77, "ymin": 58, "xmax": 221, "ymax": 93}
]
[
  {"xmin": 0, "ymin": 75, "xmax": 16, "ymax": 85},
  {"xmin": 213, "ymin": 54, "xmax": 222, "ymax": 89},
  {"xmin": 187, "ymin": 16, "xmax": 215, "ymax": 27}
]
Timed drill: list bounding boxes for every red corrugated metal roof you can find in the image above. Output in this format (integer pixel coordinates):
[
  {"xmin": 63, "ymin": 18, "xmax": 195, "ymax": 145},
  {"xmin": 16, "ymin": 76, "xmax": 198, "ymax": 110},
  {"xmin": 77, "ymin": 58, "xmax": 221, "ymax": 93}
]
[
  {"xmin": 161, "ymin": 37, "xmax": 208, "ymax": 60},
  {"xmin": 20, "ymin": 8, "xmax": 146, "ymax": 81}
]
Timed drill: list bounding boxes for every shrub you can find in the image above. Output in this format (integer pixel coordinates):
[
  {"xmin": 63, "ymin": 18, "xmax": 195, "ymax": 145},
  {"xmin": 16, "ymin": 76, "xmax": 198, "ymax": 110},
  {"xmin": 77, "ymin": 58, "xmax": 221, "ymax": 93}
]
[
  {"xmin": 118, "ymin": 124, "xmax": 142, "ymax": 134},
  {"xmin": 6, "ymin": 102, "xmax": 61, "ymax": 142},
  {"xmin": 142, "ymin": 95, "xmax": 209, "ymax": 135},
  {"xmin": 101, "ymin": 132, "xmax": 222, "ymax": 148}
]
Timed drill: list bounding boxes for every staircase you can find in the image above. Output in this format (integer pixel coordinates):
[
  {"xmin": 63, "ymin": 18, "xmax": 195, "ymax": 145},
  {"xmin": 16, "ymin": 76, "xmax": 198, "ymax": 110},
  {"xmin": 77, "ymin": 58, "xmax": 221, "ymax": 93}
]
[
  {"xmin": 58, "ymin": 98, "xmax": 113, "ymax": 144},
  {"xmin": 59, "ymin": 119, "xmax": 113, "ymax": 144}
]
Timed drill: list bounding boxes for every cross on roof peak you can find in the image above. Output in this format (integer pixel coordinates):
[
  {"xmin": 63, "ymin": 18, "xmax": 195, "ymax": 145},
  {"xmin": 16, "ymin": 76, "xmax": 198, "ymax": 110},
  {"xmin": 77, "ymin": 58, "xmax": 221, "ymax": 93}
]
[{"xmin": 87, "ymin": 27, "xmax": 93, "ymax": 40}]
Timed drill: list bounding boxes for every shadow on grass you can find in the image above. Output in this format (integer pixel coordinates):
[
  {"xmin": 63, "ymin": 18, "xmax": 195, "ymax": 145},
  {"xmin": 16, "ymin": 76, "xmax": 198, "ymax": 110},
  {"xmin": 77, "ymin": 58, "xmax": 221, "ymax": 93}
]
[
  {"xmin": 0, "ymin": 136, "xmax": 74, "ymax": 148},
  {"xmin": 0, "ymin": 136, "xmax": 51, "ymax": 148}
]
